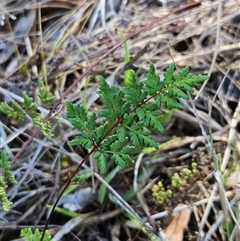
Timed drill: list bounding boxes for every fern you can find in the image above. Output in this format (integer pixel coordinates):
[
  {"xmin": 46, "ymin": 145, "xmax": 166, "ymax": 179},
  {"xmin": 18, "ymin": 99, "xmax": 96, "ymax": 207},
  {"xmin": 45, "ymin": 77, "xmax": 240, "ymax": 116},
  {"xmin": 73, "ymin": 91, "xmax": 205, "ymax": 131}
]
[
  {"xmin": 0, "ymin": 150, "xmax": 17, "ymax": 212},
  {"xmin": 20, "ymin": 228, "xmax": 52, "ymax": 241},
  {"xmin": 66, "ymin": 63, "xmax": 208, "ymax": 173}
]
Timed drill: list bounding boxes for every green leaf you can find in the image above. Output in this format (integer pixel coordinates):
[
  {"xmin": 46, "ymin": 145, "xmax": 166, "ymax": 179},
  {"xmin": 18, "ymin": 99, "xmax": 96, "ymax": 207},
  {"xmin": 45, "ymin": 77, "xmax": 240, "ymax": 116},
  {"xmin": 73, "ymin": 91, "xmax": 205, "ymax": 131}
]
[
  {"xmin": 110, "ymin": 138, "xmax": 128, "ymax": 151},
  {"xmin": 66, "ymin": 102, "xmax": 97, "ymax": 142},
  {"xmin": 118, "ymin": 102, "xmax": 131, "ymax": 116},
  {"xmin": 122, "ymin": 113, "xmax": 136, "ymax": 126},
  {"xmin": 117, "ymin": 126, "xmax": 127, "ymax": 142},
  {"xmin": 144, "ymin": 111, "xmax": 164, "ymax": 133},
  {"xmin": 161, "ymin": 94, "xmax": 184, "ymax": 110},
  {"xmin": 188, "ymin": 73, "xmax": 209, "ymax": 83},
  {"xmin": 97, "ymin": 76, "xmax": 125, "ymax": 120},
  {"xmin": 164, "ymin": 63, "xmax": 175, "ymax": 85},
  {"xmin": 93, "ymin": 122, "xmax": 109, "ymax": 143},
  {"xmin": 71, "ymin": 171, "xmax": 91, "ymax": 183},
  {"xmin": 136, "ymin": 108, "xmax": 145, "ymax": 120},
  {"xmin": 144, "ymin": 102, "xmax": 159, "ymax": 111},
  {"xmin": 94, "ymin": 151, "xmax": 109, "ymax": 173},
  {"xmin": 34, "ymin": 229, "xmax": 41, "ymax": 240},
  {"xmin": 128, "ymin": 122, "xmax": 158, "ymax": 149},
  {"xmin": 68, "ymin": 134, "xmax": 93, "ymax": 149},
  {"xmin": 154, "ymin": 95, "xmax": 161, "ymax": 106},
  {"xmin": 0, "ymin": 151, "xmax": 17, "ymax": 212},
  {"xmin": 20, "ymin": 228, "xmax": 52, "ymax": 241},
  {"xmin": 177, "ymin": 82, "xmax": 194, "ymax": 93},
  {"xmin": 0, "ymin": 150, "xmax": 17, "ymax": 184},
  {"xmin": 178, "ymin": 73, "xmax": 208, "ymax": 87},
  {"xmin": 121, "ymin": 145, "xmax": 135, "ymax": 154},
  {"xmin": 66, "ymin": 102, "xmax": 87, "ymax": 131},
  {"xmin": 20, "ymin": 228, "xmax": 33, "ymax": 238},
  {"xmin": 100, "ymin": 135, "xmax": 118, "ymax": 149},
  {"xmin": 124, "ymin": 69, "xmax": 137, "ymax": 88},
  {"xmin": 112, "ymin": 153, "xmax": 133, "ymax": 169},
  {"xmin": 144, "ymin": 62, "xmax": 164, "ymax": 95},
  {"xmin": 169, "ymin": 86, "xmax": 188, "ymax": 99},
  {"xmin": 99, "ymin": 108, "xmax": 118, "ymax": 121},
  {"xmin": 136, "ymin": 103, "xmax": 164, "ymax": 133},
  {"xmin": 33, "ymin": 117, "xmax": 53, "ymax": 137},
  {"xmin": 174, "ymin": 65, "xmax": 189, "ymax": 82},
  {"xmin": 87, "ymin": 112, "xmax": 97, "ymax": 130},
  {"xmin": 123, "ymin": 71, "xmax": 147, "ymax": 106}
]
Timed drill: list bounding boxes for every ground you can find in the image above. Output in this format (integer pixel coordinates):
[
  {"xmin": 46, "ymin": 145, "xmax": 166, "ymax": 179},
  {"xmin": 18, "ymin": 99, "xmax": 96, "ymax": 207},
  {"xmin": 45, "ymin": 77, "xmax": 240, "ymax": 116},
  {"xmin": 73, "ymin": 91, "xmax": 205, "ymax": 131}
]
[{"xmin": 0, "ymin": 1, "xmax": 240, "ymax": 241}]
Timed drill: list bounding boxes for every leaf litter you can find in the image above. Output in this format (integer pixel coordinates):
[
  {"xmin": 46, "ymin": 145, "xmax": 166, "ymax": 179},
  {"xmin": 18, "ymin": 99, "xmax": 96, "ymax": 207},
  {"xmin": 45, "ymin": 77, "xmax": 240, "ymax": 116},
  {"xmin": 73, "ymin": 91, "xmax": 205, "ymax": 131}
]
[{"xmin": 0, "ymin": 0, "xmax": 240, "ymax": 240}]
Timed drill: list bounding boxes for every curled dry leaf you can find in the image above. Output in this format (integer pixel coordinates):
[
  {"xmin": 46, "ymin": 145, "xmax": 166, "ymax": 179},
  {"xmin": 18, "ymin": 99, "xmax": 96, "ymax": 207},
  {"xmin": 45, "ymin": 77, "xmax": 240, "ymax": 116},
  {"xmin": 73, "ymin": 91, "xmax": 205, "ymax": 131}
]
[{"xmin": 164, "ymin": 204, "xmax": 191, "ymax": 241}]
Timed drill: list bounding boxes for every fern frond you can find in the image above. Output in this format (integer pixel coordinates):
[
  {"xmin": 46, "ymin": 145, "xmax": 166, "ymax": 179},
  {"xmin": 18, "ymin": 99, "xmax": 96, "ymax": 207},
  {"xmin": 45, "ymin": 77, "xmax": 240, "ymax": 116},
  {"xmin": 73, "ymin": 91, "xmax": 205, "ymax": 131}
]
[
  {"xmin": 163, "ymin": 63, "xmax": 174, "ymax": 85},
  {"xmin": 94, "ymin": 151, "xmax": 109, "ymax": 173},
  {"xmin": 20, "ymin": 227, "xmax": 52, "ymax": 241},
  {"xmin": 174, "ymin": 65, "xmax": 189, "ymax": 82},
  {"xmin": 145, "ymin": 63, "xmax": 164, "ymax": 94},
  {"xmin": 68, "ymin": 134, "xmax": 94, "ymax": 149},
  {"xmin": 66, "ymin": 101, "xmax": 97, "ymax": 147},
  {"xmin": 92, "ymin": 122, "xmax": 109, "ymax": 143},
  {"xmin": 97, "ymin": 76, "xmax": 125, "ymax": 121},
  {"xmin": 65, "ymin": 63, "xmax": 208, "ymax": 173},
  {"xmin": 127, "ymin": 122, "xmax": 158, "ymax": 149},
  {"xmin": 122, "ymin": 70, "xmax": 147, "ymax": 105},
  {"xmin": 161, "ymin": 94, "xmax": 184, "ymax": 110}
]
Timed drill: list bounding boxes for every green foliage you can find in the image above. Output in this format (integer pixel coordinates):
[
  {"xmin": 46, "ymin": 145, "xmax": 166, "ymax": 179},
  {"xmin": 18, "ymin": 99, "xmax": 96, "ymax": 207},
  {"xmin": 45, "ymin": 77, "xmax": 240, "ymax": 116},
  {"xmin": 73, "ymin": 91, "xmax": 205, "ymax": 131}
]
[
  {"xmin": 22, "ymin": 91, "xmax": 38, "ymax": 115},
  {"xmin": 191, "ymin": 162, "xmax": 198, "ymax": 174},
  {"xmin": 171, "ymin": 163, "xmax": 199, "ymax": 188},
  {"xmin": 0, "ymin": 150, "xmax": 17, "ymax": 212},
  {"xmin": 0, "ymin": 99, "xmax": 25, "ymax": 121},
  {"xmin": 20, "ymin": 228, "xmax": 52, "ymax": 241},
  {"xmin": 152, "ymin": 181, "xmax": 172, "ymax": 205},
  {"xmin": 172, "ymin": 173, "xmax": 182, "ymax": 188},
  {"xmin": 66, "ymin": 63, "xmax": 208, "ymax": 173},
  {"xmin": 0, "ymin": 90, "xmax": 54, "ymax": 137},
  {"xmin": 71, "ymin": 171, "xmax": 92, "ymax": 183},
  {"xmin": 152, "ymin": 163, "xmax": 200, "ymax": 205},
  {"xmin": 38, "ymin": 77, "xmax": 55, "ymax": 105}
]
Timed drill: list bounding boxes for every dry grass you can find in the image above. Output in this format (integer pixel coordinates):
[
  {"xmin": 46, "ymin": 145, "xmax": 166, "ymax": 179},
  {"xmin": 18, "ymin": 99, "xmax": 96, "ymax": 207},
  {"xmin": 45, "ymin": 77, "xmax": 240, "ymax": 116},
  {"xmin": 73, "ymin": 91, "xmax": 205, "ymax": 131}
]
[{"xmin": 0, "ymin": 0, "xmax": 240, "ymax": 240}]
